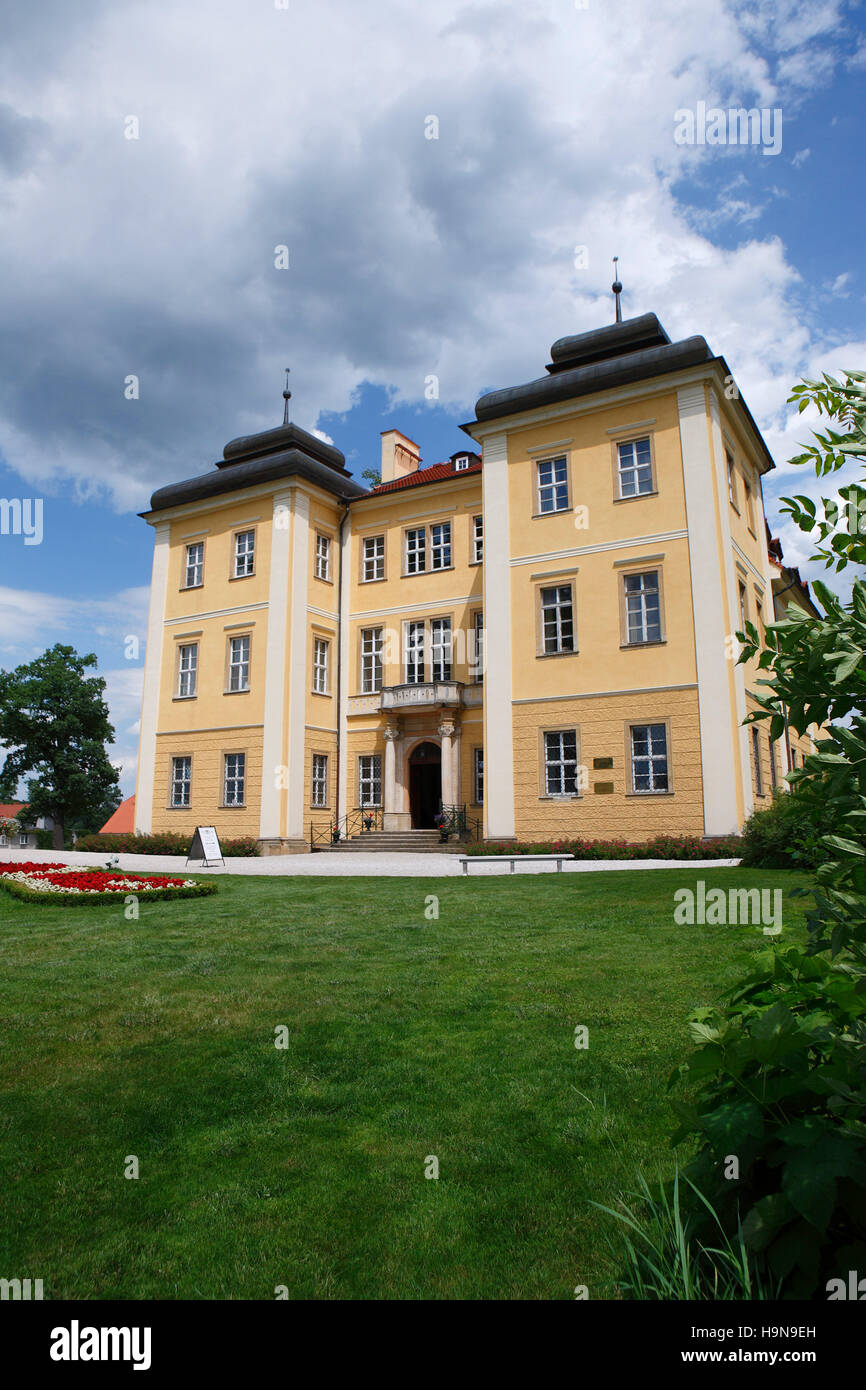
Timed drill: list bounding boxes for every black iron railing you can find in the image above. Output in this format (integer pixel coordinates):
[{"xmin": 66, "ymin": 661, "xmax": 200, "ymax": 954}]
[
  {"xmin": 310, "ymin": 806, "xmax": 383, "ymax": 851},
  {"xmin": 436, "ymin": 804, "xmax": 483, "ymax": 842}
]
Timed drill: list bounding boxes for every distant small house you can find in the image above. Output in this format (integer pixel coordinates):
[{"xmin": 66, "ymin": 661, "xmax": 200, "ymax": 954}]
[
  {"xmin": 0, "ymin": 802, "xmax": 55, "ymax": 849},
  {"xmin": 99, "ymin": 796, "xmax": 136, "ymax": 835}
]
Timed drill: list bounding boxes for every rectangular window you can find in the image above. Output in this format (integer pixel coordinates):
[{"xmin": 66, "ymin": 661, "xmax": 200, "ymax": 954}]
[
  {"xmin": 769, "ymin": 735, "xmax": 778, "ymax": 790},
  {"xmin": 472, "ymin": 514, "xmax": 483, "ymax": 564},
  {"xmin": 473, "ymin": 747, "xmax": 484, "ymax": 804},
  {"xmin": 752, "ymin": 726, "xmax": 764, "ymax": 796},
  {"xmin": 430, "ymin": 521, "xmax": 452, "ymax": 570},
  {"xmin": 224, "ymin": 752, "xmax": 245, "ymax": 806},
  {"xmin": 234, "ymin": 530, "xmax": 255, "ymax": 578},
  {"xmin": 177, "ymin": 643, "xmax": 198, "ymax": 698},
  {"xmin": 743, "ymin": 475, "xmax": 756, "ymax": 532},
  {"xmin": 171, "ymin": 755, "xmax": 191, "ymax": 807},
  {"xmin": 617, "ymin": 437, "xmax": 654, "ymax": 498},
  {"xmin": 18, "ymin": 832, "xmax": 29, "ymax": 847},
  {"xmin": 623, "ymin": 570, "xmax": 662, "ymax": 644},
  {"xmin": 630, "ymin": 723, "xmax": 668, "ymax": 793},
  {"xmin": 454, "ymin": 455, "xmax": 470, "ymax": 471},
  {"xmin": 471, "ymin": 610, "xmax": 484, "ymax": 683},
  {"xmin": 544, "ymin": 730, "xmax": 579, "ymax": 796},
  {"xmin": 312, "ymin": 753, "xmax": 328, "ymax": 807},
  {"xmin": 313, "ymin": 637, "xmax": 329, "ymax": 694},
  {"xmin": 185, "ymin": 541, "xmax": 204, "ymax": 588},
  {"xmin": 228, "ymin": 634, "xmax": 250, "ymax": 692},
  {"xmin": 726, "ymin": 450, "xmax": 737, "ymax": 508},
  {"xmin": 363, "ymin": 534, "xmax": 385, "ymax": 582},
  {"xmin": 359, "ymin": 754, "xmax": 382, "ymax": 807},
  {"xmin": 361, "ymin": 627, "xmax": 383, "ymax": 694},
  {"xmin": 404, "ymin": 620, "xmax": 425, "ymax": 684},
  {"xmin": 537, "ymin": 456, "xmax": 569, "ymax": 514},
  {"xmin": 738, "ymin": 582, "xmax": 748, "ymax": 633},
  {"xmin": 315, "ymin": 533, "xmax": 331, "ymax": 581},
  {"xmin": 431, "ymin": 617, "xmax": 452, "ymax": 681},
  {"xmin": 405, "ymin": 527, "xmax": 426, "ymax": 575},
  {"xmin": 541, "ymin": 584, "xmax": 575, "ymax": 654}
]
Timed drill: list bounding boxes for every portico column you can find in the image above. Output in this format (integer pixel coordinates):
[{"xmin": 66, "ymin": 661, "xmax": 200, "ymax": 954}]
[
  {"xmin": 451, "ymin": 720, "xmax": 462, "ymax": 806},
  {"xmin": 439, "ymin": 720, "xmax": 455, "ymax": 807},
  {"xmin": 383, "ymin": 722, "xmax": 409, "ymax": 830}
]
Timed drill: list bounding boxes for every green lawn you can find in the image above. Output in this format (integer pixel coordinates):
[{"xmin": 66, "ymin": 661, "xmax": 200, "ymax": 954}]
[{"xmin": 0, "ymin": 867, "xmax": 810, "ymax": 1300}]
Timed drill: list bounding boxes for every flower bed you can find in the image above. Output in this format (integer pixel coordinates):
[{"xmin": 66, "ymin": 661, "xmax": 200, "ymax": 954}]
[
  {"xmin": 0, "ymin": 862, "xmax": 217, "ymax": 907},
  {"xmin": 465, "ymin": 834, "xmax": 742, "ymax": 860}
]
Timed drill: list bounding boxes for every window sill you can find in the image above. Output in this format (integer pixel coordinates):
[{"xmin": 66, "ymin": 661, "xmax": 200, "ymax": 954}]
[
  {"xmin": 166, "ymin": 805, "xmax": 192, "ymax": 811},
  {"xmin": 311, "ymin": 689, "xmax": 332, "ymax": 698},
  {"xmin": 614, "ymin": 491, "xmax": 658, "ymax": 504},
  {"xmin": 729, "ymin": 503, "xmax": 740, "ymax": 516},
  {"xmin": 625, "ymin": 790, "xmax": 674, "ymax": 797},
  {"xmin": 229, "ymin": 572, "xmax": 255, "ymax": 582},
  {"xmin": 220, "ymin": 805, "xmax": 247, "ymax": 810},
  {"xmin": 620, "ymin": 639, "xmax": 667, "ymax": 649},
  {"xmin": 532, "ymin": 509, "xmax": 572, "ymax": 520},
  {"xmin": 539, "ymin": 795, "xmax": 582, "ymax": 801},
  {"xmin": 172, "ymin": 694, "xmax": 198, "ymax": 702},
  {"xmin": 314, "ymin": 576, "xmax": 334, "ymax": 586},
  {"xmin": 224, "ymin": 687, "xmax": 251, "ymax": 695},
  {"xmin": 537, "ymin": 649, "xmax": 578, "ymax": 659},
  {"xmin": 180, "ymin": 583, "xmax": 203, "ymax": 592}
]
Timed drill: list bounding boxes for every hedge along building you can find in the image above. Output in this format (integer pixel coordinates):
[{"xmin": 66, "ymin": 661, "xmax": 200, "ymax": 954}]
[{"xmin": 136, "ymin": 310, "xmax": 809, "ymax": 852}]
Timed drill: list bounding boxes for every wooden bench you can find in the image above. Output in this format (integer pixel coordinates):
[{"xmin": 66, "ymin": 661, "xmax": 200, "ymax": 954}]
[{"xmin": 458, "ymin": 853, "xmax": 575, "ymax": 875}]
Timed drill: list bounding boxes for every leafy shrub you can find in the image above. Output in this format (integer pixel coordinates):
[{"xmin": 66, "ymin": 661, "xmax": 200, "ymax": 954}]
[
  {"xmin": 739, "ymin": 787, "xmax": 834, "ymax": 870},
  {"xmin": 72, "ymin": 831, "xmax": 260, "ymax": 857},
  {"xmin": 34, "ymin": 829, "xmax": 54, "ymax": 850},
  {"xmin": 0, "ymin": 877, "xmax": 217, "ymax": 907},
  {"xmin": 668, "ymin": 943, "xmax": 866, "ymax": 1298},
  {"xmin": 467, "ymin": 834, "xmax": 741, "ymax": 860}
]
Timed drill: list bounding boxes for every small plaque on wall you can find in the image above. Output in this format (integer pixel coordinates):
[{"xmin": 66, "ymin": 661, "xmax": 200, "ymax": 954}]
[
  {"xmin": 593, "ymin": 757, "xmax": 614, "ymax": 770},
  {"xmin": 593, "ymin": 782, "xmax": 615, "ymax": 795}
]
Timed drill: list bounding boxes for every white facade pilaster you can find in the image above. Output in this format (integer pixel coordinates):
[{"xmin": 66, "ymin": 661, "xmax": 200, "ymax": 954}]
[
  {"xmin": 135, "ymin": 521, "xmax": 171, "ymax": 833},
  {"xmin": 259, "ymin": 490, "xmax": 293, "ymax": 841},
  {"xmin": 678, "ymin": 385, "xmax": 743, "ymax": 835},
  {"xmin": 481, "ymin": 431, "xmax": 516, "ymax": 838},
  {"xmin": 286, "ymin": 489, "xmax": 310, "ymax": 841}
]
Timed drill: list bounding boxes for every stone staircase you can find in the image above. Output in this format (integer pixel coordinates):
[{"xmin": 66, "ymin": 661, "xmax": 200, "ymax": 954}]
[{"xmin": 317, "ymin": 829, "xmax": 465, "ymax": 854}]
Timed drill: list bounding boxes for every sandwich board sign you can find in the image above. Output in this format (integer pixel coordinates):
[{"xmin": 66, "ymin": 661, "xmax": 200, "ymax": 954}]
[{"xmin": 186, "ymin": 826, "xmax": 224, "ymax": 867}]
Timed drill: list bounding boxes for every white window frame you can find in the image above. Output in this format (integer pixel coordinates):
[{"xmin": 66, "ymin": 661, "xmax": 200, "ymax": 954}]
[
  {"xmin": 405, "ymin": 526, "xmax": 426, "ymax": 575},
  {"xmin": 171, "ymin": 755, "xmax": 191, "ymax": 807},
  {"xmin": 233, "ymin": 529, "xmax": 255, "ymax": 578},
  {"xmin": 359, "ymin": 754, "xmax": 382, "ymax": 808},
  {"xmin": 176, "ymin": 643, "xmax": 198, "ymax": 698},
  {"xmin": 312, "ymin": 753, "xmax": 328, "ymax": 808},
  {"xmin": 472, "ymin": 514, "xmax": 483, "ymax": 564},
  {"xmin": 537, "ymin": 456, "xmax": 569, "ymax": 514},
  {"xmin": 471, "ymin": 610, "xmax": 484, "ymax": 683},
  {"xmin": 315, "ymin": 533, "xmax": 331, "ymax": 582},
  {"xmin": 184, "ymin": 541, "xmax": 204, "ymax": 589},
  {"xmin": 617, "ymin": 436, "xmax": 654, "ymax": 499},
  {"xmin": 630, "ymin": 723, "xmax": 669, "ymax": 794},
  {"xmin": 430, "ymin": 521, "xmax": 452, "ymax": 571},
  {"xmin": 540, "ymin": 583, "xmax": 575, "ymax": 655},
  {"xmin": 454, "ymin": 455, "xmax": 470, "ymax": 471},
  {"xmin": 430, "ymin": 617, "xmax": 452, "ymax": 681},
  {"xmin": 228, "ymin": 635, "xmax": 250, "ymax": 692},
  {"xmin": 362, "ymin": 534, "xmax": 385, "ymax": 582},
  {"xmin": 361, "ymin": 627, "xmax": 383, "ymax": 694},
  {"xmin": 623, "ymin": 570, "xmax": 662, "ymax": 645},
  {"xmin": 752, "ymin": 726, "xmax": 764, "ymax": 796},
  {"xmin": 313, "ymin": 637, "xmax": 330, "ymax": 694},
  {"xmin": 544, "ymin": 729, "xmax": 579, "ymax": 797},
  {"xmin": 224, "ymin": 752, "xmax": 246, "ymax": 806},
  {"xmin": 404, "ymin": 620, "xmax": 426, "ymax": 684},
  {"xmin": 473, "ymin": 746, "xmax": 484, "ymax": 804}
]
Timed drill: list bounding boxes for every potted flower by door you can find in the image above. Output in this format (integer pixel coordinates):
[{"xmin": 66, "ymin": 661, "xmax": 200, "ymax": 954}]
[
  {"xmin": 434, "ymin": 812, "xmax": 448, "ymax": 844},
  {"xmin": 331, "ymin": 823, "xmax": 341, "ymax": 844},
  {"xmin": 363, "ymin": 813, "xmax": 375, "ymax": 832}
]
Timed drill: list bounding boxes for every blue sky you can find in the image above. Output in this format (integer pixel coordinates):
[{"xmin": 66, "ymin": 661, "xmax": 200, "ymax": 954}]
[{"xmin": 0, "ymin": 0, "xmax": 864, "ymax": 795}]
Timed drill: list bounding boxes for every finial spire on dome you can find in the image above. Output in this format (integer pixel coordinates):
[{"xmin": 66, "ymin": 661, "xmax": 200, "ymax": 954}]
[
  {"xmin": 612, "ymin": 257, "xmax": 623, "ymax": 323},
  {"xmin": 282, "ymin": 367, "xmax": 292, "ymax": 426}
]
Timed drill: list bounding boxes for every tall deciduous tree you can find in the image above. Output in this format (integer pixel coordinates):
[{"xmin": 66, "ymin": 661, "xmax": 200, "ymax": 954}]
[{"xmin": 0, "ymin": 645, "xmax": 121, "ymax": 849}]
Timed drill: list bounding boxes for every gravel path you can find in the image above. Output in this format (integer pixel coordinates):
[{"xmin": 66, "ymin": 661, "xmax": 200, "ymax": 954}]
[{"xmin": 0, "ymin": 847, "xmax": 740, "ymax": 878}]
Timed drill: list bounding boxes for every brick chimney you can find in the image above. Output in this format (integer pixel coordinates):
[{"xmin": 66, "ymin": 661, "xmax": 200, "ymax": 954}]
[{"xmin": 380, "ymin": 430, "xmax": 421, "ymax": 484}]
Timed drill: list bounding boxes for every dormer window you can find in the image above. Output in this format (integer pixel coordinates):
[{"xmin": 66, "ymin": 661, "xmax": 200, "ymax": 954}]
[{"xmin": 454, "ymin": 455, "xmax": 470, "ymax": 471}]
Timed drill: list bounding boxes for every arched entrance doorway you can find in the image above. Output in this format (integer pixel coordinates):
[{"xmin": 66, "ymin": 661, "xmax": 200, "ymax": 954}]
[{"xmin": 408, "ymin": 741, "xmax": 441, "ymax": 828}]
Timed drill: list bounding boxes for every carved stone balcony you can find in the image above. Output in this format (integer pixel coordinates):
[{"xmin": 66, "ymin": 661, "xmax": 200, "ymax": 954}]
[{"xmin": 381, "ymin": 681, "xmax": 464, "ymax": 710}]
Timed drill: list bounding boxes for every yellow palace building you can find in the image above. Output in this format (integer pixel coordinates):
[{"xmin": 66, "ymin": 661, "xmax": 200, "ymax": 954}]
[{"xmin": 135, "ymin": 310, "xmax": 819, "ymax": 852}]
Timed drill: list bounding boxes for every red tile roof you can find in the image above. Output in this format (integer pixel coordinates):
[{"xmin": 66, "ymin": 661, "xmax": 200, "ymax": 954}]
[
  {"xmin": 100, "ymin": 795, "xmax": 136, "ymax": 834},
  {"xmin": 0, "ymin": 802, "xmax": 27, "ymax": 820},
  {"xmin": 370, "ymin": 459, "xmax": 482, "ymax": 494}
]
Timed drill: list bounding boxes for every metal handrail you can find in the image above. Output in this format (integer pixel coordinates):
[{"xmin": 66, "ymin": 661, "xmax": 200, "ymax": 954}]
[{"xmin": 310, "ymin": 805, "xmax": 384, "ymax": 851}]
